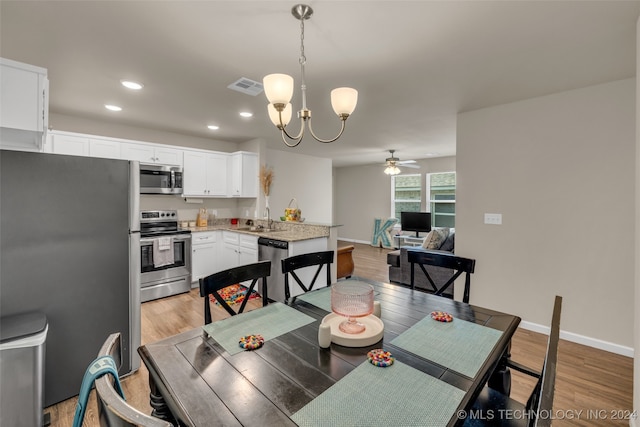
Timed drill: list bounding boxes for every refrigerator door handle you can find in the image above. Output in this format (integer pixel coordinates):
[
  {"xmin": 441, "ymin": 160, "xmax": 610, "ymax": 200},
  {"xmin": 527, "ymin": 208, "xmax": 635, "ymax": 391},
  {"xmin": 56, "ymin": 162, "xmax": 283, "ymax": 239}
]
[{"xmin": 129, "ymin": 161, "xmax": 140, "ymax": 233}]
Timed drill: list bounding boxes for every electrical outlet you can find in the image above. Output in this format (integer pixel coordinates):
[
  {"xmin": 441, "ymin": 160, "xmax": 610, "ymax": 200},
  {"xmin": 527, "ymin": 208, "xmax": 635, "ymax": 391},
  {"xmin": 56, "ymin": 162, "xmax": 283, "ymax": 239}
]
[{"xmin": 484, "ymin": 213, "xmax": 502, "ymax": 225}]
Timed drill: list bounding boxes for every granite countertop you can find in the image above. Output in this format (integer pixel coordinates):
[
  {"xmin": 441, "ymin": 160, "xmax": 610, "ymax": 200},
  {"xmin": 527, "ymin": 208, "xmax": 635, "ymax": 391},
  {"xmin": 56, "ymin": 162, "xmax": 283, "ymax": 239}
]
[{"xmin": 183, "ymin": 222, "xmax": 330, "ymax": 242}]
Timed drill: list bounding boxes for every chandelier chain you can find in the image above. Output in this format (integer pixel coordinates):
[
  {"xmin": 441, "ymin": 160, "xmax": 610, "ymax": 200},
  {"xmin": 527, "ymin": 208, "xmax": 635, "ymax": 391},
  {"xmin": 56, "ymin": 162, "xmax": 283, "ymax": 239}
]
[{"xmin": 299, "ymin": 17, "xmax": 306, "ymax": 65}]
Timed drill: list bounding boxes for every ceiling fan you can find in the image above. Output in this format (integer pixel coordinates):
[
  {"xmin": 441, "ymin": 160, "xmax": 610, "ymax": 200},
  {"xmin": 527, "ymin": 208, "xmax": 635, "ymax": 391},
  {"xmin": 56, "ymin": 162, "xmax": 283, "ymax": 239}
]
[{"xmin": 383, "ymin": 150, "xmax": 420, "ymax": 175}]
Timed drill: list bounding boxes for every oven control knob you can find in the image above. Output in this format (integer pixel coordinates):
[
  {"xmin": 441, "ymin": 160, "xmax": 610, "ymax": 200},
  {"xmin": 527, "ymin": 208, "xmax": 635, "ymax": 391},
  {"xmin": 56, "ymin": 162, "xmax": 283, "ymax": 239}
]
[{"xmin": 160, "ymin": 212, "xmax": 165, "ymax": 217}]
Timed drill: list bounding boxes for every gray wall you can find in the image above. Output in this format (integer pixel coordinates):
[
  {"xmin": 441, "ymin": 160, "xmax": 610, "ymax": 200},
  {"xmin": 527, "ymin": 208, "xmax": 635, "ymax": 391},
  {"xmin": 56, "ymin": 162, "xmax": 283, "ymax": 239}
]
[
  {"xmin": 634, "ymin": 15, "xmax": 639, "ymax": 426},
  {"xmin": 457, "ymin": 78, "xmax": 635, "ymax": 353},
  {"xmin": 334, "ymin": 156, "xmax": 456, "ymax": 242}
]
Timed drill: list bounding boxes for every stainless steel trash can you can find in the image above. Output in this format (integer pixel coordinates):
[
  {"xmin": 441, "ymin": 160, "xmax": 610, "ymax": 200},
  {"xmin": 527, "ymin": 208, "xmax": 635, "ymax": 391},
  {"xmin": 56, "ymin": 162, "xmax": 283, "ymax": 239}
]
[{"xmin": 0, "ymin": 312, "xmax": 48, "ymax": 427}]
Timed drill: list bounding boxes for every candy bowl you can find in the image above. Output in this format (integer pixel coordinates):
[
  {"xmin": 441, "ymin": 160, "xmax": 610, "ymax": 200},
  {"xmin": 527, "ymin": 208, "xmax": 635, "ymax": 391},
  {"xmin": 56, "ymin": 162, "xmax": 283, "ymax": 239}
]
[{"xmin": 331, "ymin": 281, "xmax": 374, "ymax": 334}]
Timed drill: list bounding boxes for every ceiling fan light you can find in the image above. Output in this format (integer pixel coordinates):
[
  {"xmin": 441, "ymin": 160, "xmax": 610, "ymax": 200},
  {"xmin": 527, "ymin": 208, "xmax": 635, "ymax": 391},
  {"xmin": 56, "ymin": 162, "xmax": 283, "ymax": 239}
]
[
  {"xmin": 268, "ymin": 103, "xmax": 292, "ymax": 127},
  {"xmin": 263, "ymin": 74, "xmax": 294, "ymax": 105},
  {"xmin": 384, "ymin": 165, "xmax": 401, "ymax": 175},
  {"xmin": 331, "ymin": 87, "xmax": 358, "ymax": 116}
]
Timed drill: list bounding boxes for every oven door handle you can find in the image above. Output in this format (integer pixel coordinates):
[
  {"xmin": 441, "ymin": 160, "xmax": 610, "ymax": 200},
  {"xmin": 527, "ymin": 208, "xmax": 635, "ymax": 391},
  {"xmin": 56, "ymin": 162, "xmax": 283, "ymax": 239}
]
[{"xmin": 140, "ymin": 235, "xmax": 192, "ymax": 245}]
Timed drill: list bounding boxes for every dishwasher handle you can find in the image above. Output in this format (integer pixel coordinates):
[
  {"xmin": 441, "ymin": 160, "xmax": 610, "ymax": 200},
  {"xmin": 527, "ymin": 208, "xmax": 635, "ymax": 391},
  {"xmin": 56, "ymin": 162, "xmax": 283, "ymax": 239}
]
[{"xmin": 257, "ymin": 237, "xmax": 289, "ymax": 250}]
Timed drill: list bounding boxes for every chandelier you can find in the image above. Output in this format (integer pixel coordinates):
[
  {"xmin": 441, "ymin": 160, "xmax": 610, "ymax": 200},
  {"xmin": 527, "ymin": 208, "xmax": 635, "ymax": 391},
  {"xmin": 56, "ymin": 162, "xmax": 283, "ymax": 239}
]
[{"xmin": 263, "ymin": 4, "xmax": 358, "ymax": 148}]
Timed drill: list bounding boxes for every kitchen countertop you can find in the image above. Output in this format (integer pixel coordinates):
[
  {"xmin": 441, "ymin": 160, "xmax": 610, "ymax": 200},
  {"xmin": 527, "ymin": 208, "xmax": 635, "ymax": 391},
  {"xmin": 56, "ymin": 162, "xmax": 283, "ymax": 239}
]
[{"xmin": 182, "ymin": 222, "xmax": 330, "ymax": 242}]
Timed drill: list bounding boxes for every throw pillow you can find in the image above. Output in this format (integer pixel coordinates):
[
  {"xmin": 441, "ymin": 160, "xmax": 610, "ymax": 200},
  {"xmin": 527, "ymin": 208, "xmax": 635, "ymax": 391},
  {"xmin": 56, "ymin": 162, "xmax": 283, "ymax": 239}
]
[
  {"xmin": 422, "ymin": 228, "xmax": 450, "ymax": 250},
  {"xmin": 439, "ymin": 230, "xmax": 455, "ymax": 252}
]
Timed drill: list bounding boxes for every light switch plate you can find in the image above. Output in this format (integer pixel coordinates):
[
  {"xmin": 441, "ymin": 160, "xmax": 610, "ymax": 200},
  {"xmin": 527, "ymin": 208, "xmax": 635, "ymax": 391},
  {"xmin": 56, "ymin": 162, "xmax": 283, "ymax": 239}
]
[{"xmin": 484, "ymin": 213, "xmax": 502, "ymax": 225}]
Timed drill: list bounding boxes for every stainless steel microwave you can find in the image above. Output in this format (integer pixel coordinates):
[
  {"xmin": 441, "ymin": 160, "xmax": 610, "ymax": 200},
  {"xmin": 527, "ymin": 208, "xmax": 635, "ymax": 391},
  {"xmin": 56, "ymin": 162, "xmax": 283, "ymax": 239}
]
[{"xmin": 140, "ymin": 164, "xmax": 183, "ymax": 194}]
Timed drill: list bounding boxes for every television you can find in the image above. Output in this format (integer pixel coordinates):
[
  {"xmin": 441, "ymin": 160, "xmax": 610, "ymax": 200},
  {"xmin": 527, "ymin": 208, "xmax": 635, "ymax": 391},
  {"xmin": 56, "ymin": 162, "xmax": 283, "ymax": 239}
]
[{"xmin": 400, "ymin": 212, "xmax": 432, "ymax": 237}]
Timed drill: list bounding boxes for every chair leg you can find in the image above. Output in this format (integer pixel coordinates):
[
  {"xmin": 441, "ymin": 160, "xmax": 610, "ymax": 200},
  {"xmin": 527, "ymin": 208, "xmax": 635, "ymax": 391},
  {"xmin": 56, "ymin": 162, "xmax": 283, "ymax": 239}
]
[{"xmin": 410, "ymin": 263, "xmax": 415, "ymax": 290}]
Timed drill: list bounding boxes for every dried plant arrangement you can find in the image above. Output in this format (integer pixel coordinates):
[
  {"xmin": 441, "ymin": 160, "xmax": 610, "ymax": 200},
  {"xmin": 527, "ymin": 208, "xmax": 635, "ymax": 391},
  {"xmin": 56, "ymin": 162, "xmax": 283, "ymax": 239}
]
[{"xmin": 260, "ymin": 165, "xmax": 274, "ymax": 196}]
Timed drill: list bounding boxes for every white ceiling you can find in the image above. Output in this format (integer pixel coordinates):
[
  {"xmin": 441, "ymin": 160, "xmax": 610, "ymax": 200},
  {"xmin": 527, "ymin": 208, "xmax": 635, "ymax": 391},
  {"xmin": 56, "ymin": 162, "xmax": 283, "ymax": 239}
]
[{"xmin": 1, "ymin": 1, "xmax": 638, "ymax": 167}]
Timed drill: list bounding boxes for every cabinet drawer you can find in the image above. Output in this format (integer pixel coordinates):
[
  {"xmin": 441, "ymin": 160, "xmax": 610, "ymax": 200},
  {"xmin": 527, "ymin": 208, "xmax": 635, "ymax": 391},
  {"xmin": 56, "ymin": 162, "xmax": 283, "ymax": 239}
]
[
  {"xmin": 239, "ymin": 234, "xmax": 257, "ymax": 249},
  {"xmin": 193, "ymin": 231, "xmax": 218, "ymax": 245},
  {"xmin": 223, "ymin": 231, "xmax": 240, "ymax": 245}
]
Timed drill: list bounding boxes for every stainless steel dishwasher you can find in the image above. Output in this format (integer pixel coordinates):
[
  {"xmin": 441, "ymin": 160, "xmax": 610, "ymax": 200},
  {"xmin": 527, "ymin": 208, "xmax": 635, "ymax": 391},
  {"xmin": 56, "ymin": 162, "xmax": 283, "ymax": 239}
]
[{"xmin": 258, "ymin": 237, "xmax": 289, "ymax": 303}]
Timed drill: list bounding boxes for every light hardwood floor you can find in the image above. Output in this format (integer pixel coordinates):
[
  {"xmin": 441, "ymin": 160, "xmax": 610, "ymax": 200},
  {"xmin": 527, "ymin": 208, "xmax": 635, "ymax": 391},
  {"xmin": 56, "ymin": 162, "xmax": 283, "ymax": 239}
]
[{"xmin": 47, "ymin": 241, "xmax": 633, "ymax": 427}]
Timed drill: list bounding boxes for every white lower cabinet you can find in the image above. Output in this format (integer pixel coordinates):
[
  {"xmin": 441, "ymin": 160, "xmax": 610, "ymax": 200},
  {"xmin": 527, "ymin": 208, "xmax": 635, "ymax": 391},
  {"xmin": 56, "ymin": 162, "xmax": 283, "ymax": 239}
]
[
  {"xmin": 220, "ymin": 231, "xmax": 258, "ymax": 271},
  {"xmin": 191, "ymin": 231, "xmax": 220, "ymax": 285}
]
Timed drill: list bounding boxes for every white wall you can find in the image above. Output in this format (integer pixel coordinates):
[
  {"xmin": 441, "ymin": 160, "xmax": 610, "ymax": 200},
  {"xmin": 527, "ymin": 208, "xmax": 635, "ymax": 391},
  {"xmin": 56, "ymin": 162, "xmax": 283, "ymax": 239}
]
[
  {"xmin": 457, "ymin": 78, "xmax": 635, "ymax": 354},
  {"xmin": 265, "ymin": 148, "xmax": 333, "ymax": 224},
  {"xmin": 334, "ymin": 157, "xmax": 456, "ymax": 243}
]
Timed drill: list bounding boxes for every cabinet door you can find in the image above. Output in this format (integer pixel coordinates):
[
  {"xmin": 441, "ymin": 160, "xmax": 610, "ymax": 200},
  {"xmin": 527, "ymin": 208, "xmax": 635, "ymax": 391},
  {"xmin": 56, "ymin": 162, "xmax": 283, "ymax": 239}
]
[
  {"xmin": 183, "ymin": 151, "xmax": 208, "ymax": 196},
  {"xmin": 228, "ymin": 152, "xmax": 258, "ymax": 197},
  {"xmin": 89, "ymin": 138, "xmax": 120, "ymax": 159},
  {"xmin": 0, "ymin": 59, "xmax": 47, "ymax": 133},
  {"xmin": 155, "ymin": 146, "xmax": 183, "ymax": 166},
  {"xmin": 192, "ymin": 243, "xmax": 217, "ymax": 282},
  {"xmin": 51, "ymin": 134, "xmax": 89, "ymax": 156},
  {"xmin": 206, "ymin": 153, "xmax": 228, "ymax": 196},
  {"xmin": 238, "ymin": 245, "xmax": 257, "ymax": 266},
  {"xmin": 121, "ymin": 143, "xmax": 156, "ymax": 163},
  {"xmin": 238, "ymin": 234, "xmax": 258, "ymax": 266},
  {"xmin": 220, "ymin": 242, "xmax": 239, "ymax": 271}
]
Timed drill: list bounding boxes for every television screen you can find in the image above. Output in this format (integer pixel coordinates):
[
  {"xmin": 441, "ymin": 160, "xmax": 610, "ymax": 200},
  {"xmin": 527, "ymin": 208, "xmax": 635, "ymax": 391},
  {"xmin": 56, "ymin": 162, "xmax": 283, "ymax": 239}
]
[{"xmin": 400, "ymin": 212, "xmax": 432, "ymax": 237}]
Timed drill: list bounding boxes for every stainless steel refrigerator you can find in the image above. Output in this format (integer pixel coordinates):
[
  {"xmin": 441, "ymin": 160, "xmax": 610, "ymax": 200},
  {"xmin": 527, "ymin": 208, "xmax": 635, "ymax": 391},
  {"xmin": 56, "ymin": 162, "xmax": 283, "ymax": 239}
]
[{"xmin": 0, "ymin": 149, "xmax": 141, "ymax": 406}]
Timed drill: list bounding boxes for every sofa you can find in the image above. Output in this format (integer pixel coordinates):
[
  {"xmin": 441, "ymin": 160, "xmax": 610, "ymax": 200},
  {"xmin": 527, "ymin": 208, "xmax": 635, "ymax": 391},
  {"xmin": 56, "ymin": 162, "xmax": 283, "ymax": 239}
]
[{"xmin": 387, "ymin": 228, "xmax": 456, "ymax": 298}]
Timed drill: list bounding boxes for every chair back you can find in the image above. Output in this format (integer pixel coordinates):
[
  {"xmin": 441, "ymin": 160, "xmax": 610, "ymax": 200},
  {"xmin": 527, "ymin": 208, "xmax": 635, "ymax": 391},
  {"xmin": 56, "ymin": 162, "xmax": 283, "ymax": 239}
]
[
  {"xmin": 281, "ymin": 251, "xmax": 334, "ymax": 304},
  {"xmin": 525, "ymin": 295, "xmax": 562, "ymax": 427},
  {"xmin": 407, "ymin": 249, "xmax": 475, "ymax": 303},
  {"xmin": 200, "ymin": 261, "xmax": 271, "ymax": 323},
  {"xmin": 94, "ymin": 333, "xmax": 172, "ymax": 427}
]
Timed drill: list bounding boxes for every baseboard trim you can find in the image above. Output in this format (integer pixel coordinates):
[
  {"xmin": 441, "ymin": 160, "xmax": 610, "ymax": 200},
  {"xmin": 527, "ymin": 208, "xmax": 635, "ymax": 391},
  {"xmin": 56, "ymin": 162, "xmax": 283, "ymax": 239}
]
[
  {"xmin": 338, "ymin": 237, "xmax": 373, "ymax": 245},
  {"xmin": 519, "ymin": 320, "xmax": 633, "ymax": 358}
]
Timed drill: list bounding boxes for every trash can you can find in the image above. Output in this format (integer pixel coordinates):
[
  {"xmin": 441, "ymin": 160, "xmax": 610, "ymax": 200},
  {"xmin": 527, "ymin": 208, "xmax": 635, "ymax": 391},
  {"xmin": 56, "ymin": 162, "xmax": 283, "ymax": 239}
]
[{"xmin": 0, "ymin": 312, "xmax": 48, "ymax": 427}]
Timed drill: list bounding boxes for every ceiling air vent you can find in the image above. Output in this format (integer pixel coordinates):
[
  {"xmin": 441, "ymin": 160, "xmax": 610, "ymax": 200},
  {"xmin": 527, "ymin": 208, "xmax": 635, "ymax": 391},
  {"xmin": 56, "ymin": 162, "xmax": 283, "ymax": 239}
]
[{"xmin": 228, "ymin": 77, "xmax": 264, "ymax": 96}]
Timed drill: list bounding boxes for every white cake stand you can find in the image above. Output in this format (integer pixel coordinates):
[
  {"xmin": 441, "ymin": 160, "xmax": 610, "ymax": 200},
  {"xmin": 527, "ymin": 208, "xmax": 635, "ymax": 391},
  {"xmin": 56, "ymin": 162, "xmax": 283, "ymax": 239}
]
[{"xmin": 321, "ymin": 313, "xmax": 384, "ymax": 347}]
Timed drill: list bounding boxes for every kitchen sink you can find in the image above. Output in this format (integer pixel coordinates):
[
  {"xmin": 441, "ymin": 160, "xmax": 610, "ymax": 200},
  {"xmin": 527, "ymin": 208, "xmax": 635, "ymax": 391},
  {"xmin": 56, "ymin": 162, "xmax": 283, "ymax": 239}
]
[{"xmin": 236, "ymin": 227, "xmax": 277, "ymax": 233}]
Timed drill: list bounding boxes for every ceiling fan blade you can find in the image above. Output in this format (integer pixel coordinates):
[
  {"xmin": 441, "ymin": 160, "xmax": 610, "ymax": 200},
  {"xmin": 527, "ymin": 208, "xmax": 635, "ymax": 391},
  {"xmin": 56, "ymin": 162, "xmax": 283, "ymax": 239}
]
[
  {"xmin": 401, "ymin": 164, "xmax": 420, "ymax": 169},
  {"xmin": 397, "ymin": 160, "xmax": 416, "ymax": 164}
]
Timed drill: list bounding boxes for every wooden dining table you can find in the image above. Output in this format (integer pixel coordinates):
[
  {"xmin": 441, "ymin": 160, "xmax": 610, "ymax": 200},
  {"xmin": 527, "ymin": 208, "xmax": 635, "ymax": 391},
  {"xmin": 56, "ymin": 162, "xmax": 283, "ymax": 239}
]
[{"xmin": 138, "ymin": 277, "xmax": 521, "ymax": 427}]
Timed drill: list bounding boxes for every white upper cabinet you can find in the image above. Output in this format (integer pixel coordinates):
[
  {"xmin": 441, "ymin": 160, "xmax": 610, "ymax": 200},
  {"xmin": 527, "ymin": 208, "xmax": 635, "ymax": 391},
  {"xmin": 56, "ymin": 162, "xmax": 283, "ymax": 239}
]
[
  {"xmin": 183, "ymin": 150, "xmax": 227, "ymax": 197},
  {"xmin": 227, "ymin": 152, "xmax": 258, "ymax": 197},
  {"xmin": 0, "ymin": 58, "xmax": 49, "ymax": 151},
  {"xmin": 88, "ymin": 138, "xmax": 120, "ymax": 159},
  {"xmin": 121, "ymin": 142, "xmax": 183, "ymax": 166},
  {"xmin": 49, "ymin": 133, "xmax": 89, "ymax": 156},
  {"xmin": 47, "ymin": 131, "xmax": 120, "ymax": 159}
]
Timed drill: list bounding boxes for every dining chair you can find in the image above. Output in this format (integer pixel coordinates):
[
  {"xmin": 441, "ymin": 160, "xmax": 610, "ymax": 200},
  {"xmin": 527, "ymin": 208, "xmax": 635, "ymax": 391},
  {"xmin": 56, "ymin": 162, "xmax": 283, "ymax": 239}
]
[
  {"xmin": 73, "ymin": 333, "xmax": 172, "ymax": 427},
  {"xmin": 464, "ymin": 295, "xmax": 563, "ymax": 427},
  {"xmin": 200, "ymin": 260, "xmax": 271, "ymax": 323},
  {"xmin": 281, "ymin": 250, "xmax": 334, "ymax": 305},
  {"xmin": 407, "ymin": 249, "xmax": 476, "ymax": 303}
]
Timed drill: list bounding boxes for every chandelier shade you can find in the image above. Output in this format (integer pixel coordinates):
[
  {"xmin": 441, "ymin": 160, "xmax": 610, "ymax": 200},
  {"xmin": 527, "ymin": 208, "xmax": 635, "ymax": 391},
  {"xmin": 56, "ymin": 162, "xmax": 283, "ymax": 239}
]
[
  {"xmin": 331, "ymin": 87, "xmax": 358, "ymax": 116},
  {"xmin": 267, "ymin": 103, "xmax": 292, "ymax": 127},
  {"xmin": 263, "ymin": 74, "xmax": 294, "ymax": 105},
  {"xmin": 263, "ymin": 4, "xmax": 358, "ymax": 147}
]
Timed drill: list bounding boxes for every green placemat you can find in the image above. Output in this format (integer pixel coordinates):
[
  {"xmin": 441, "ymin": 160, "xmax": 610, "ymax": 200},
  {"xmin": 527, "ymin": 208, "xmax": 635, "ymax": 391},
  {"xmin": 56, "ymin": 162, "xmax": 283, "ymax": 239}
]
[
  {"xmin": 202, "ymin": 302, "xmax": 315, "ymax": 356},
  {"xmin": 291, "ymin": 360, "xmax": 465, "ymax": 427},
  {"xmin": 295, "ymin": 287, "xmax": 332, "ymax": 312},
  {"xmin": 390, "ymin": 315, "xmax": 502, "ymax": 378}
]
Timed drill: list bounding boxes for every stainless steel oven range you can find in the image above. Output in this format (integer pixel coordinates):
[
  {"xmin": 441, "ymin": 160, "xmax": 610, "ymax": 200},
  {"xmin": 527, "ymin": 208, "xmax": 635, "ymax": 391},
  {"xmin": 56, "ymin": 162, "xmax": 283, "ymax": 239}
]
[{"xmin": 140, "ymin": 210, "xmax": 191, "ymax": 302}]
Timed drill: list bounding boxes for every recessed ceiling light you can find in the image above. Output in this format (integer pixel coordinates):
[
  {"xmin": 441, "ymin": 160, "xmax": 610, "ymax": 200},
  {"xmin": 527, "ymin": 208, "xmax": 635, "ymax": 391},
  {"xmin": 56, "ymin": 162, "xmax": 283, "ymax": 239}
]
[
  {"xmin": 121, "ymin": 80, "xmax": 143, "ymax": 90},
  {"xmin": 104, "ymin": 104, "xmax": 122, "ymax": 112},
  {"xmin": 239, "ymin": 111, "xmax": 253, "ymax": 118},
  {"xmin": 207, "ymin": 125, "xmax": 220, "ymax": 130}
]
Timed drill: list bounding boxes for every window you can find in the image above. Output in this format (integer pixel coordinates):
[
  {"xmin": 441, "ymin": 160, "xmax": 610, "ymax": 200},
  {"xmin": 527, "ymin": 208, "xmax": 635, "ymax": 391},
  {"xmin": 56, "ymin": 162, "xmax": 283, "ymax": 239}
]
[
  {"xmin": 427, "ymin": 172, "xmax": 456, "ymax": 228},
  {"xmin": 391, "ymin": 174, "xmax": 421, "ymax": 221}
]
